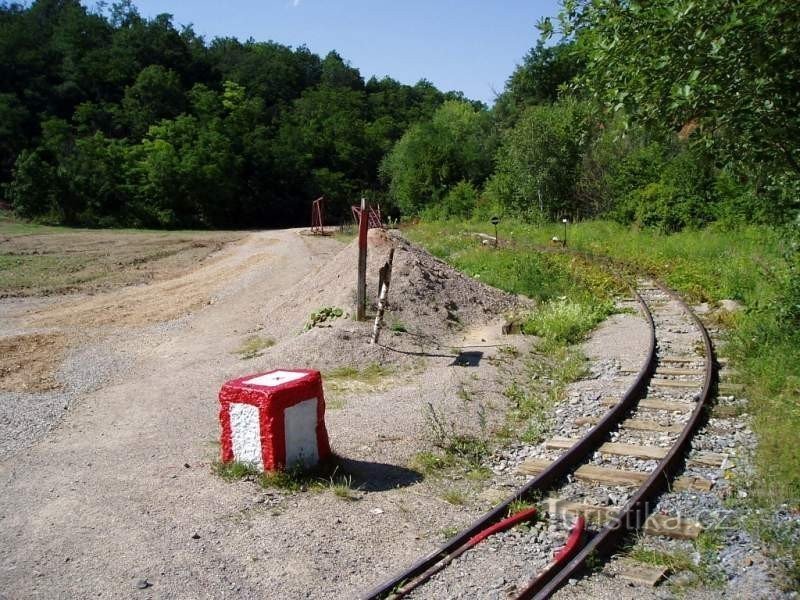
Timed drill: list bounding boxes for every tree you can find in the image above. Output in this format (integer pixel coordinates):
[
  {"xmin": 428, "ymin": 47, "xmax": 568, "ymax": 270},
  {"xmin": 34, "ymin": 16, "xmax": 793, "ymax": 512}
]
[
  {"xmin": 493, "ymin": 41, "xmax": 582, "ymax": 126},
  {"xmin": 381, "ymin": 100, "xmax": 496, "ymax": 215},
  {"xmin": 320, "ymin": 51, "xmax": 363, "ymax": 90},
  {"xmin": 552, "ymin": 0, "xmax": 800, "ymax": 189},
  {"xmin": 121, "ymin": 65, "xmax": 185, "ymax": 137},
  {"xmin": 486, "ymin": 100, "xmax": 590, "ymax": 221}
]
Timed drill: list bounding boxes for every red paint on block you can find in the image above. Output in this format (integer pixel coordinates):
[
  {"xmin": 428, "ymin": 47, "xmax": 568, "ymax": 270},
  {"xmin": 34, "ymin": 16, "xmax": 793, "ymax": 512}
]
[{"xmin": 219, "ymin": 369, "xmax": 331, "ymax": 471}]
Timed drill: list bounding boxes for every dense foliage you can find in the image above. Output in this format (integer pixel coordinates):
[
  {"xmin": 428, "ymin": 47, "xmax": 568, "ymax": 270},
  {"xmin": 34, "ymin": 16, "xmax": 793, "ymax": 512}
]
[
  {"xmin": 0, "ymin": 0, "xmax": 466, "ymax": 227},
  {"xmin": 3, "ymin": 0, "xmax": 799, "ymax": 229},
  {"xmin": 387, "ymin": 0, "xmax": 799, "ymax": 229}
]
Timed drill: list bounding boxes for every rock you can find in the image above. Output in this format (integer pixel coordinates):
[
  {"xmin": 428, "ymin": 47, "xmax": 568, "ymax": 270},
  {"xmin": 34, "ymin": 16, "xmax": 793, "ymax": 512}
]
[
  {"xmin": 719, "ymin": 299, "xmax": 744, "ymax": 313},
  {"xmin": 135, "ymin": 579, "xmax": 150, "ymax": 589},
  {"xmin": 191, "ymin": 532, "xmax": 201, "ymax": 539}
]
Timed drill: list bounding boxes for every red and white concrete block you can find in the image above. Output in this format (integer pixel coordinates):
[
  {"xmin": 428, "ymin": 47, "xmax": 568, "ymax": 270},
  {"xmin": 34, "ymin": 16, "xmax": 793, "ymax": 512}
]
[{"xmin": 219, "ymin": 369, "xmax": 331, "ymax": 471}]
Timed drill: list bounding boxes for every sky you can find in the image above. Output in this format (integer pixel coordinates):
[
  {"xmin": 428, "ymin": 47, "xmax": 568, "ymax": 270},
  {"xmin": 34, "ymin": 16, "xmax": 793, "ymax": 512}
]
[{"xmin": 118, "ymin": 0, "xmax": 562, "ymax": 105}]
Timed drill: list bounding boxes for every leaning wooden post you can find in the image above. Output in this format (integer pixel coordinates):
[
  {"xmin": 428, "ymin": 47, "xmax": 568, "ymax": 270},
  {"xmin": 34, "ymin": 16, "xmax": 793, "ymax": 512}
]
[
  {"xmin": 371, "ymin": 248, "xmax": 395, "ymax": 345},
  {"xmin": 356, "ymin": 197, "xmax": 368, "ymax": 321}
]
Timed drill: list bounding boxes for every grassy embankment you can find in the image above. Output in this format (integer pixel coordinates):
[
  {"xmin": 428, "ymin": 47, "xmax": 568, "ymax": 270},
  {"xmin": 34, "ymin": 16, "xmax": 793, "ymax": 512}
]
[{"xmin": 408, "ymin": 220, "xmax": 799, "ymax": 508}]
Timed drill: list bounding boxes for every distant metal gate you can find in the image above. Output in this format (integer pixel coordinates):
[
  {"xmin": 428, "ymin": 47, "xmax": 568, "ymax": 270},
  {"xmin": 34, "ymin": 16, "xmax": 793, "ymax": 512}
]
[
  {"xmin": 310, "ymin": 196, "xmax": 325, "ymax": 234},
  {"xmin": 351, "ymin": 204, "xmax": 383, "ymax": 229}
]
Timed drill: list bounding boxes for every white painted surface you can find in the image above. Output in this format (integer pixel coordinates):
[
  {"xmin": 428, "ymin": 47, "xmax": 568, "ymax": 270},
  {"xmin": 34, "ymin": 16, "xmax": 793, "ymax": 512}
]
[
  {"xmin": 284, "ymin": 398, "xmax": 319, "ymax": 468},
  {"xmin": 229, "ymin": 403, "xmax": 263, "ymax": 470},
  {"xmin": 245, "ymin": 370, "xmax": 306, "ymax": 387}
]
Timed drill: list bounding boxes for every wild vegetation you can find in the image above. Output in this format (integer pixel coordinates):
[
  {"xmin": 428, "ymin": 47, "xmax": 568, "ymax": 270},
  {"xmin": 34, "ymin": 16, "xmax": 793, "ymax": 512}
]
[{"xmin": 408, "ymin": 219, "xmax": 800, "ymax": 510}]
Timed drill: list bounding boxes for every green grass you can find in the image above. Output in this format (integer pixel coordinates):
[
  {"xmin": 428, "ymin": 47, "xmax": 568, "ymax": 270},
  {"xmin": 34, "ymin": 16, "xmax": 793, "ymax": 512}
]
[
  {"xmin": 410, "ymin": 450, "xmax": 455, "ymax": 475},
  {"xmin": 627, "ymin": 534, "xmax": 724, "ymax": 588},
  {"xmin": 503, "ymin": 345, "xmax": 587, "ymax": 444},
  {"xmin": 327, "ymin": 473, "xmax": 360, "ymax": 501},
  {"xmin": 212, "ymin": 458, "xmax": 350, "ymax": 494},
  {"xmin": 408, "ymin": 219, "xmax": 800, "ymax": 508},
  {"xmin": 234, "ymin": 335, "xmax": 275, "ymax": 359},
  {"xmin": 324, "ymin": 362, "xmax": 394, "ymax": 384},
  {"xmin": 523, "ymin": 298, "xmax": 614, "ymax": 348},
  {"xmin": 441, "ymin": 488, "xmax": 468, "ymax": 505},
  {"xmin": 409, "ymin": 217, "xmax": 799, "ymax": 586},
  {"xmin": 507, "ymin": 498, "xmax": 538, "ymax": 517}
]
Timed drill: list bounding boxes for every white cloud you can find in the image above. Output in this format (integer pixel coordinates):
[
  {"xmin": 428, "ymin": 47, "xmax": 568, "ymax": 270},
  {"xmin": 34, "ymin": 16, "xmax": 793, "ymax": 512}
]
[{"xmin": 292, "ymin": 0, "xmax": 301, "ymax": 6}]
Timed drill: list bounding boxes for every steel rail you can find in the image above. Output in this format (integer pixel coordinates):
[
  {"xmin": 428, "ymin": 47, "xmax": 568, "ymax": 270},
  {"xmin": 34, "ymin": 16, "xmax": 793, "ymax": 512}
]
[
  {"xmin": 360, "ymin": 291, "xmax": 657, "ymax": 600},
  {"xmin": 523, "ymin": 281, "xmax": 716, "ymax": 599}
]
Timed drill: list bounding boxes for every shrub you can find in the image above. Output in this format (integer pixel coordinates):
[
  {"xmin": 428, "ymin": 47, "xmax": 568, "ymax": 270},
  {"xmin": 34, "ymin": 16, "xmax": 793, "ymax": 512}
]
[{"xmin": 523, "ymin": 298, "xmax": 613, "ymax": 345}]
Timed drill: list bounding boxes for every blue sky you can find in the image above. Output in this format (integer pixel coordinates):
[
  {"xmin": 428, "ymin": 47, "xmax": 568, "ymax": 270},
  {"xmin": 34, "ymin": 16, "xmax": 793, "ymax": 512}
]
[{"xmin": 120, "ymin": 0, "xmax": 562, "ymax": 105}]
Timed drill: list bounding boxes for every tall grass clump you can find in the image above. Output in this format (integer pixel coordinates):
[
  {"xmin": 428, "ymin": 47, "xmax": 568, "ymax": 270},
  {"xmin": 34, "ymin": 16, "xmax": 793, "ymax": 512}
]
[{"xmin": 523, "ymin": 298, "xmax": 614, "ymax": 347}]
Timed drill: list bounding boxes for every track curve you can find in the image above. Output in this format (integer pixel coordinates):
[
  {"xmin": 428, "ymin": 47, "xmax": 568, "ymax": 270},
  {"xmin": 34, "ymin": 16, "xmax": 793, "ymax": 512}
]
[{"xmin": 362, "ymin": 275, "xmax": 715, "ymax": 600}]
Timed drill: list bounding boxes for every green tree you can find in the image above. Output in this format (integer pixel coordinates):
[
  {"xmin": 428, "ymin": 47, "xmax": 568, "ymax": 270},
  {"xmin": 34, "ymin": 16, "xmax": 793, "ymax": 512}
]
[
  {"xmin": 494, "ymin": 41, "xmax": 582, "ymax": 126},
  {"xmin": 381, "ymin": 100, "xmax": 496, "ymax": 215},
  {"xmin": 121, "ymin": 65, "xmax": 185, "ymax": 137},
  {"xmin": 486, "ymin": 100, "xmax": 590, "ymax": 221},
  {"xmin": 552, "ymin": 0, "xmax": 800, "ymax": 217}
]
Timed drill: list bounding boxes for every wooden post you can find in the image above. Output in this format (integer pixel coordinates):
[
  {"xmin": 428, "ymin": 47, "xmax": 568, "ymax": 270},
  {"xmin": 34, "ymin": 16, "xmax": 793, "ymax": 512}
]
[
  {"xmin": 371, "ymin": 248, "xmax": 395, "ymax": 345},
  {"xmin": 356, "ymin": 197, "xmax": 368, "ymax": 321}
]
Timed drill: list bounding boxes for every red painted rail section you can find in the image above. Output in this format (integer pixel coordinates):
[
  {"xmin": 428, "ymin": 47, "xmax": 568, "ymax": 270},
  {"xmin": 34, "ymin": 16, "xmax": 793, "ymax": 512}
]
[
  {"xmin": 388, "ymin": 507, "xmax": 539, "ymax": 599},
  {"xmin": 516, "ymin": 516, "xmax": 586, "ymax": 600}
]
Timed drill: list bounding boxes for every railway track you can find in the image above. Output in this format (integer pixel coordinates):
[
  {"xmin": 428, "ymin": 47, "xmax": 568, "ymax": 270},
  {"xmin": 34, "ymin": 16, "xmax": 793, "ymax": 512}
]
[{"xmin": 361, "ymin": 277, "xmax": 717, "ymax": 599}]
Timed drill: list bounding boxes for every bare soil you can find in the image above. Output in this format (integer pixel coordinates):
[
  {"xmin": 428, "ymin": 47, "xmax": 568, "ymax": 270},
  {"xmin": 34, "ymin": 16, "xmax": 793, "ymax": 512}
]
[
  {"xmin": 0, "ymin": 333, "xmax": 66, "ymax": 392},
  {"xmin": 0, "ymin": 226, "xmax": 243, "ymax": 298}
]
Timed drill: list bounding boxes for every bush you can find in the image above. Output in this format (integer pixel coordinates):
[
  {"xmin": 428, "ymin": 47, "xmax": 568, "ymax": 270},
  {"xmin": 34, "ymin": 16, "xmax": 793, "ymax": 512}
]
[
  {"xmin": 420, "ymin": 180, "xmax": 479, "ymax": 220},
  {"xmin": 487, "ymin": 100, "xmax": 590, "ymax": 222},
  {"xmin": 523, "ymin": 298, "xmax": 613, "ymax": 345}
]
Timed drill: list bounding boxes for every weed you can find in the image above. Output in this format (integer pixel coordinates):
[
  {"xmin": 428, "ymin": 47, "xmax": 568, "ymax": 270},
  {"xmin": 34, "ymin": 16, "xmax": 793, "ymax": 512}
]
[
  {"xmin": 390, "ymin": 322, "xmax": 408, "ymax": 332},
  {"xmin": 260, "ymin": 468, "xmax": 307, "ymax": 492},
  {"xmin": 212, "ymin": 456, "xmax": 350, "ymax": 495},
  {"xmin": 423, "ymin": 402, "xmax": 490, "ymax": 468},
  {"xmin": 629, "ymin": 545, "xmax": 692, "ymax": 570},
  {"xmin": 440, "ymin": 526, "xmax": 460, "ymax": 539},
  {"xmin": 507, "ymin": 498, "xmax": 537, "ymax": 516},
  {"xmin": 326, "ymin": 396, "xmax": 346, "ymax": 410},
  {"xmin": 523, "ymin": 298, "xmax": 614, "ymax": 347},
  {"xmin": 328, "ymin": 473, "xmax": 360, "ymax": 501},
  {"xmin": 499, "ymin": 345, "xmax": 520, "ymax": 358},
  {"xmin": 235, "ymin": 335, "xmax": 275, "ymax": 359},
  {"xmin": 456, "ymin": 385, "xmax": 472, "ymax": 403},
  {"xmin": 410, "ymin": 451, "xmax": 454, "ymax": 475},
  {"xmin": 212, "ymin": 460, "xmax": 260, "ymax": 481},
  {"xmin": 305, "ymin": 306, "xmax": 345, "ymax": 330},
  {"xmin": 626, "ymin": 535, "xmax": 723, "ymax": 587},
  {"xmin": 325, "ymin": 362, "xmax": 393, "ymax": 384},
  {"xmin": 441, "ymin": 488, "xmax": 467, "ymax": 505},
  {"xmin": 465, "ymin": 467, "xmax": 491, "ymax": 481}
]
